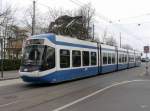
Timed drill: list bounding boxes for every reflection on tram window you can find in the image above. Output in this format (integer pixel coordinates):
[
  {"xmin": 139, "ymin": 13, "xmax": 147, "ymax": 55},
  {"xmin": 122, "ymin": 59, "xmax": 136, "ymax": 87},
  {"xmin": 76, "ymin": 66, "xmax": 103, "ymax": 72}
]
[
  {"xmin": 112, "ymin": 53, "xmax": 116, "ymax": 64},
  {"xmin": 82, "ymin": 51, "xmax": 89, "ymax": 66},
  {"xmin": 45, "ymin": 46, "xmax": 55, "ymax": 69},
  {"xmin": 91, "ymin": 52, "xmax": 97, "ymax": 65},
  {"xmin": 72, "ymin": 50, "xmax": 81, "ymax": 67},
  {"xmin": 60, "ymin": 49, "xmax": 70, "ymax": 68},
  {"xmin": 103, "ymin": 53, "xmax": 108, "ymax": 65},
  {"xmin": 108, "ymin": 53, "xmax": 112, "ymax": 64},
  {"xmin": 22, "ymin": 45, "xmax": 45, "ymax": 65}
]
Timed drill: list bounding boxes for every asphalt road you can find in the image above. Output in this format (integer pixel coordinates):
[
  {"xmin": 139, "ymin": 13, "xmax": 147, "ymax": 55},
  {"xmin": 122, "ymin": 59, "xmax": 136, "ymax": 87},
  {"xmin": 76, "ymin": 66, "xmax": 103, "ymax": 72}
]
[{"xmin": 0, "ymin": 63, "xmax": 150, "ymax": 111}]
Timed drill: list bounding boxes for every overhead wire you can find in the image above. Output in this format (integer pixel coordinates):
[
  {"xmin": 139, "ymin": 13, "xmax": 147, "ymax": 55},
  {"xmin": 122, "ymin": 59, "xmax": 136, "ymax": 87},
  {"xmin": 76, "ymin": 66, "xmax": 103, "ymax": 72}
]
[
  {"xmin": 117, "ymin": 13, "xmax": 150, "ymax": 22},
  {"xmin": 69, "ymin": 0, "xmax": 146, "ymax": 46},
  {"xmin": 37, "ymin": 0, "xmax": 145, "ymax": 48}
]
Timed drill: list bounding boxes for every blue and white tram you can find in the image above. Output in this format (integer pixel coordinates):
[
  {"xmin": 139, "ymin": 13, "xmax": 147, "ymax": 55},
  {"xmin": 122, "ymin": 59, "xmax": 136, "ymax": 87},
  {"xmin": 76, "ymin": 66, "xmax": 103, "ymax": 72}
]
[
  {"xmin": 117, "ymin": 48, "xmax": 128, "ymax": 70},
  {"xmin": 100, "ymin": 44, "xmax": 117, "ymax": 73},
  {"xmin": 19, "ymin": 33, "xmax": 141, "ymax": 83}
]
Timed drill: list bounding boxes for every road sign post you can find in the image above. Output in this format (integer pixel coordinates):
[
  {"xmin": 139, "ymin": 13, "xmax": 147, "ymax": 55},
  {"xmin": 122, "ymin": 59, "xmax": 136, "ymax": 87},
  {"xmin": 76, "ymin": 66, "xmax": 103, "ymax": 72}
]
[{"xmin": 144, "ymin": 46, "xmax": 149, "ymax": 76}]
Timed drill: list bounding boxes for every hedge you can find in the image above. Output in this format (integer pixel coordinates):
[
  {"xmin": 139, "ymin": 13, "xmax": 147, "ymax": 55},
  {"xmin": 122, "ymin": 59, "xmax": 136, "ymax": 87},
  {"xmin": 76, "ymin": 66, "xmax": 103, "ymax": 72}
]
[{"xmin": 0, "ymin": 59, "xmax": 21, "ymax": 71}]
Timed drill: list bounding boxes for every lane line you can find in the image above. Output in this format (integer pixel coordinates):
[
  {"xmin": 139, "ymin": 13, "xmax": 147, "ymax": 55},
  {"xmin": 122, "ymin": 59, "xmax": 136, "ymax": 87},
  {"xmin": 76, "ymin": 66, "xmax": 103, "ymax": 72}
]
[
  {"xmin": 52, "ymin": 79, "xmax": 150, "ymax": 111},
  {"xmin": 0, "ymin": 101, "xmax": 19, "ymax": 108}
]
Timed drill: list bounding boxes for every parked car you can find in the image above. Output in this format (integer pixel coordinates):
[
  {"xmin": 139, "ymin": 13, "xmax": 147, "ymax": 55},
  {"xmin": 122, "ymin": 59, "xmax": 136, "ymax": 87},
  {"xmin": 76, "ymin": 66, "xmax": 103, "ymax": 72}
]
[{"xmin": 141, "ymin": 58, "xmax": 149, "ymax": 62}]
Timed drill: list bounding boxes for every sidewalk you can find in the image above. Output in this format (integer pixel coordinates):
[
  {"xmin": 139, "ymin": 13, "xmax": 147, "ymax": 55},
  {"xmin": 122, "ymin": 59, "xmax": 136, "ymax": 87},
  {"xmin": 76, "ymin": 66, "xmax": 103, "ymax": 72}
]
[{"xmin": 0, "ymin": 70, "xmax": 19, "ymax": 80}]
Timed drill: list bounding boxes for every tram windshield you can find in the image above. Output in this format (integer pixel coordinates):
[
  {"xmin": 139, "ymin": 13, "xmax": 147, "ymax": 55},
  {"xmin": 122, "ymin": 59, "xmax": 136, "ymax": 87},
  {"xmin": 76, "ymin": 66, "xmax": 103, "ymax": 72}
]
[
  {"xmin": 21, "ymin": 44, "xmax": 55, "ymax": 72},
  {"xmin": 22, "ymin": 45, "xmax": 45, "ymax": 65}
]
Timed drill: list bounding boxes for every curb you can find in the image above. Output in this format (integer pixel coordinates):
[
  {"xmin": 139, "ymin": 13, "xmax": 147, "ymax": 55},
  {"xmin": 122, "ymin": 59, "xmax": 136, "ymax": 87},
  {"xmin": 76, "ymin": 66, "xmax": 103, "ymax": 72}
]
[{"xmin": 0, "ymin": 77, "xmax": 20, "ymax": 81}]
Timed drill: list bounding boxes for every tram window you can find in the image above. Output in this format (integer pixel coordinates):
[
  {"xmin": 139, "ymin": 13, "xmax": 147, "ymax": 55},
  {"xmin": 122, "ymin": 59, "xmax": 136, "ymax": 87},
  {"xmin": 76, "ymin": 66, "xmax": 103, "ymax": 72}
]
[
  {"xmin": 139, "ymin": 56, "xmax": 141, "ymax": 61},
  {"xmin": 138, "ymin": 56, "xmax": 141, "ymax": 61},
  {"xmin": 60, "ymin": 49, "xmax": 70, "ymax": 68},
  {"xmin": 129, "ymin": 55, "xmax": 134, "ymax": 62},
  {"xmin": 119, "ymin": 54, "xmax": 122, "ymax": 63},
  {"xmin": 133, "ymin": 56, "xmax": 135, "ymax": 62},
  {"xmin": 82, "ymin": 51, "xmax": 89, "ymax": 66},
  {"xmin": 112, "ymin": 53, "xmax": 115, "ymax": 64},
  {"xmin": 91, "ymin": 52, "xmax": 97, "ymax": 65},
  {"xmin": 130, "ymin": 56, "xmax": 133, "ymax": 62},
  {"xmin": 72, "ymin": 50, "xmax": 81, "ymax": 67},
  {"xmin": 129, "ymin": 55, "xmax": 131, "ymax": 62},
  {"xmin": 124, "ymin": 55, "xmax": 127, "ymax": 63},
  {"xmin": 135, "ymin": 55, "xmax": 138, "ymax": 61},
  {"xmin": 44, "ymin": 46, "xmax": 55, "ymax": 69},
  {"xmin": 132, "ymin": 55, "xmax": 134, "ymax": 62},
  {"xmin": 137, "ymin": 56, "xmax": 139, "ymax": 61},
  {"xmin": 128, "ymin": 55, "xmax": 130, "ymax": 62},
  {"xmin": 122, "ymin": 54, "xmax": 125, "ymax": 63},
  {"xmin": 108, "ymin": 53, "xmax": 112, "ymax": 64},
  {"xmin": 103, "ymin": 53, "xmax": 107, "ymax": 65}
]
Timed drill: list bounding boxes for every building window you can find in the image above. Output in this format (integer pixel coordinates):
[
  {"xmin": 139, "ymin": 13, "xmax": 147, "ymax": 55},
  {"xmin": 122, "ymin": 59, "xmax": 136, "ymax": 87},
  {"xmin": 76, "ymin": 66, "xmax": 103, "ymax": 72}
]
[
  {"xmin": 108, "ymin": 53, "xmax": 112, "ymax": 64},
  {"xmin": 103, "ymin": 53, "xmax": 107, "ymax": 65},
  {"xmin": 91, "ymin": 52, "xmax": 97, "ymax": 65},
  {"xmin": 112, "ymin": 53, "xmax": 115, "ymax": 64},
  {"xmin": 82, "ymin": 51, "xmax": 89, "ymax": 66},
  {"xmin": 72, "ymin": 50, "xmax": 81, "ymax": 67},
  {"xmin": 60, "ymin": 49, "xmax": 70, "ymax": 68}
]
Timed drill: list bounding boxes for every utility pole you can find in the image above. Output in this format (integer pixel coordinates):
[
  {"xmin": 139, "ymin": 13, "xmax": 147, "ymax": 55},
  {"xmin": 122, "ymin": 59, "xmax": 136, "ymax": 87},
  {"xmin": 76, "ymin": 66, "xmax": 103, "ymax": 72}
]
[
  {"xmin": 92, "ymin": 24, "xmax": 95, "ymax": 40},
  {"xmin": 32, "ymin": 0, "xmax": 36, "ymax": 35},
  {"xmin": 87, "ymin": 9, "xmax": 90, "ymax": 39},
  {"xmin": 0, "ymin": 38, "xmax": 3, "ymax": 78},
  {"xmin": 0, "ymin": 0, "xmax": 2, "ymax": 12},
  {"xmin": 120, "ymin": 32, "xmax": 121, "ymax": 48}
]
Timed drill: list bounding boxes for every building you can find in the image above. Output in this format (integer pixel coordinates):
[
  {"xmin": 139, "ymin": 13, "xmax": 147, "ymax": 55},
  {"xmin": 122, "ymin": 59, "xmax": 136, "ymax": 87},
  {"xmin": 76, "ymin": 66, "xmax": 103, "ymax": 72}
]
[{"xmin": 6, "ymin": 27, "xmax": 29, "ymax": 59}]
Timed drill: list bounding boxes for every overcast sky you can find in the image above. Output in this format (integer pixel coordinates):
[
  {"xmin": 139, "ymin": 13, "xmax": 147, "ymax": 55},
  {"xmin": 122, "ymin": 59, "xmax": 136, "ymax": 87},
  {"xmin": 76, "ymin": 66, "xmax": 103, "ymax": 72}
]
[{"xmin": 1, "ymin": 0, "xmax": 150, "ymax": 52}]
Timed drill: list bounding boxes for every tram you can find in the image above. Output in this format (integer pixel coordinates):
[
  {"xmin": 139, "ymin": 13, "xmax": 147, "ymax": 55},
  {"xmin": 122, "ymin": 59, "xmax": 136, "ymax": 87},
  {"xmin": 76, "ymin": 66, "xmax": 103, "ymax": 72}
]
[{"xmin": 19, "ymin": 33, "xmax": 141, "ymax": 83}]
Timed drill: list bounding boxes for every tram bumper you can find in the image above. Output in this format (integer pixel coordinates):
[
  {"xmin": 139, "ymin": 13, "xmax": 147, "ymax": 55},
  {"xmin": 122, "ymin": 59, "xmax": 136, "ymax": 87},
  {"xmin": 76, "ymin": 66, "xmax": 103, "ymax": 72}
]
[{"xmin": 19, "ymin": 71, "xmax": 41, "ymax": 83}]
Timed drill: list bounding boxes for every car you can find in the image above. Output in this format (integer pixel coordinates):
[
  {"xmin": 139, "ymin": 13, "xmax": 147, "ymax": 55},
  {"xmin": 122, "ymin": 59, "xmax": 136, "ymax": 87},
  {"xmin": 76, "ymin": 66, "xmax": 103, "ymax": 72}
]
[{"xmin": 141, "ymin": 58, "xmax": 149, "ymax": 62}]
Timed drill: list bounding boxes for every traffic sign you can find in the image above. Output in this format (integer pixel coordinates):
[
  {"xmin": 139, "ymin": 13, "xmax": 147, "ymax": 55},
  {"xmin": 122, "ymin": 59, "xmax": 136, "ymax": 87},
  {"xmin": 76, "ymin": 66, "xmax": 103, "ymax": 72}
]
[{"xmin": 144, "ymin": 46, "xmax": 149, "ymax": 53}]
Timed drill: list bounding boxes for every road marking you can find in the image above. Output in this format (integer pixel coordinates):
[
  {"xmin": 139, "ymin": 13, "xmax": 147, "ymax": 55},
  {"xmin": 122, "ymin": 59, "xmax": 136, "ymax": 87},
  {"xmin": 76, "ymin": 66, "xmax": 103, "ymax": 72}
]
[
  {"xmin": 52, "ymin": 79, "xmax": 150, "ymax": 111},
  {"xmin": 0, "ymin": 79, "xmax": 23, "ymax": 87},
  {"xmin": 141, "ymin": 105, "xmax": 148, "ymax": 108},
  {"xmin": 0, "ymin": 101, "xmax": 19, "ymax": 108}
]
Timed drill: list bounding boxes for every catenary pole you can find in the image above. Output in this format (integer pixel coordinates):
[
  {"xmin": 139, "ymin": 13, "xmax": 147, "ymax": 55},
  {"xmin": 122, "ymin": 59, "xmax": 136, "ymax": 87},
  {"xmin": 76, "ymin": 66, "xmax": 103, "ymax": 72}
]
[{"xmin": 32, "ymin": 0, "xmax": 36, "ymax": 35}]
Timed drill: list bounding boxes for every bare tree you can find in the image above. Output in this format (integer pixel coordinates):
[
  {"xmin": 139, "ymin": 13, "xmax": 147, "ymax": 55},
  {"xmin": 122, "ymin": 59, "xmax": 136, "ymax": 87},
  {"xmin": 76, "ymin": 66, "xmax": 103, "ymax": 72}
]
[
  {"xmin": 22, "ymin": 2, "xmax": 95, "ymax": 40},
  {"xmin": 22, "ymin": 5, "xmax": 65, "ymax": 34},
  {"xmin": 101, "ymin": 28, "xmax": 108, "ymax": 43},
  {"xmin": 77, "ymin": 3, "xmax": 95, "ymax": 39},
  {"xmin": 93, "ymin": 37, "xmax": 100, "ymax": 42},
  {"xmin": 122, "ymin": 44, "xmax": 133, "ymax": 50},
  {"xmin": 22, "ymin": 5, "xmax": 34, "ymax": 35},
  {"xmin": 47, "ymin": 8, "xmax": 66, "ymax": 21},
  {"xmin": 47, "ymin": 8, "xmax": 71, "ymax": 33},
  {"xmin": 105, "ymin": 35, "xmax": 117, "ymax": 46},
  {"xmin": 0, "ymin": 3, "xmax": 17, "ymax": 59},
  {"xmin": 0, "ymin": 6, "xmax": 16, "ymax": 26}
]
